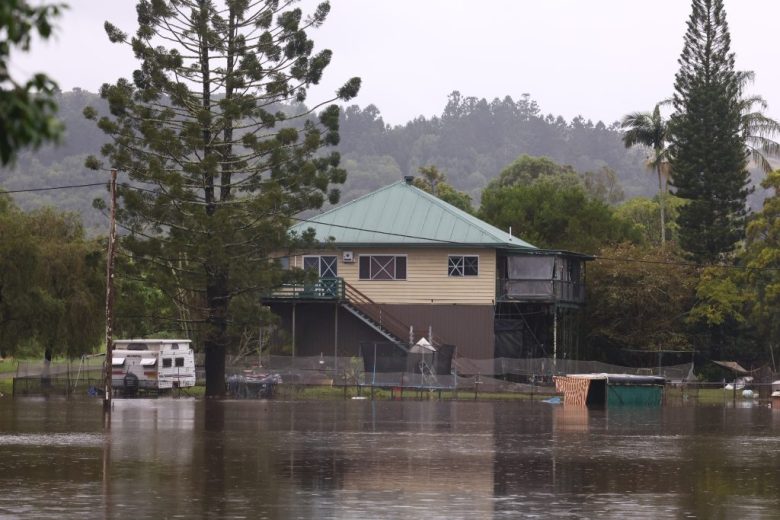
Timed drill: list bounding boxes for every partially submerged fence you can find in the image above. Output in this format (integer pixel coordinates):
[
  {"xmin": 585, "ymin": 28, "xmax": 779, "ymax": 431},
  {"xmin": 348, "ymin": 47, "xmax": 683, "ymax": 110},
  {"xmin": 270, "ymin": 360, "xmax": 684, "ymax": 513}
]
[
  {"xmin": 9, "ymin": 348, "xmax": 698, "ymax": 397},
  {"xmin": 12, "ymin": 357, "xmax": 106, "ymax": 397},
  {"xmin": 225, "ymin": 342, "xmax": 696, "ymax": 394},
  {"xmin": 13, "ymin": 376, "xmax": 104, "ymax": 397}
]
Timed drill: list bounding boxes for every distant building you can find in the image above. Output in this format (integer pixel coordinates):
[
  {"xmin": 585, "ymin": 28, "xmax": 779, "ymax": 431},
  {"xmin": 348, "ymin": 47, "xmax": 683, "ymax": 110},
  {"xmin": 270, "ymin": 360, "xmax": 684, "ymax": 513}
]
[{"xmin": 263, "ymin": 177, "xmax": 591, "ymax": 369}]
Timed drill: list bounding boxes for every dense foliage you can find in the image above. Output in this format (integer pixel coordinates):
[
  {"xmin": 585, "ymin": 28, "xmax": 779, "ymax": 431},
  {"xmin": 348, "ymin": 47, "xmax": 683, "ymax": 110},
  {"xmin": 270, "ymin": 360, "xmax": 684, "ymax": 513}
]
[
  {"xmin": 86, "ymin": 0, "xmax": 359, "ymax": 396},
  {"xmin": 479, "ymin": 156, "xmax": 639, "ymax": 254},
  {"xmin": 0, "ymin": 0, "xmax": 64, "ymax": 165},
  {"xmin": 3, "ymin": 0, "xmax": 780, "ymax": 376},
  {"xmin": 0, "ymin": 89, "xmax": 660, "ymax": 230},
  {"xmin": 583, "ymin": 243, "xmax": 699, "ymax": 359},
  {"xmin": 669, "ymin": 0, "xmax": 749, "ymax": 262},
  {"xmin": 0, "ymin": 194, "xmax": 104, "ymax": 358}
]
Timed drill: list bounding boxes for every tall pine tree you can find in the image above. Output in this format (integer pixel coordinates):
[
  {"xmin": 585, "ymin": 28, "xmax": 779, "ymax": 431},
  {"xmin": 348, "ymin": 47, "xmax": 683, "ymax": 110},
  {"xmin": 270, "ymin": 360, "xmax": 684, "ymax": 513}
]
[
  {"xmin": 85, "ymin": 0, "xmax": 360, "ymax": 397},
  {"xmin": 669, "ymin": 0, "xmax": 749, "ymax": 263}
]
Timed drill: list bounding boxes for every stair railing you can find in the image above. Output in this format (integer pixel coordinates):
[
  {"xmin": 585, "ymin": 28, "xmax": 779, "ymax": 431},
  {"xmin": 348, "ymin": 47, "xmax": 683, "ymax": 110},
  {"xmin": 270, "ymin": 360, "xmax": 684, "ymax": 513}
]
[{"xmin": 342, "ymin": 281, "xmax": 422, "ymax": 347}]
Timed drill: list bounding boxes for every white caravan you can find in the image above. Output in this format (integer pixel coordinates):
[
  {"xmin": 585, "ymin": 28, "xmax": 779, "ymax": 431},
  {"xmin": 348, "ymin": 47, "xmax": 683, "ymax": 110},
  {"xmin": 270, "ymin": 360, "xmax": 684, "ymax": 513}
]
[{"xmin": 111, "ymin": 339, "xmax": 196, "ymax": 394}]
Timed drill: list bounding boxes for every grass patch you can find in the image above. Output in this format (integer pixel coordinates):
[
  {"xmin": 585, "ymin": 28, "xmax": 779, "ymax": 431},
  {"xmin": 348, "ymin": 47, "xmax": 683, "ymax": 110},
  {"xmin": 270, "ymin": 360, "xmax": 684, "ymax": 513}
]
[
  {"xmin": 0, "ymin": 359, "xmax": 18, "ymax": 374},
  {"xmin": 664, "ymin": 385, "xmax": 757, "ymax": 405},
  {"xmin": 174, "ymin": 385, "xmax": 205, "ymax": 398}
]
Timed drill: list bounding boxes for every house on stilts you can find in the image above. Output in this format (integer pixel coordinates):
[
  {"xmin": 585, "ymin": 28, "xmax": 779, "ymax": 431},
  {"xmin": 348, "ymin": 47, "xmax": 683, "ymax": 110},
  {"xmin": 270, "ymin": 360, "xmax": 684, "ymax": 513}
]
[{"xmin": 263, "ymin": 176, "xmax": 592, "ymax": 379}]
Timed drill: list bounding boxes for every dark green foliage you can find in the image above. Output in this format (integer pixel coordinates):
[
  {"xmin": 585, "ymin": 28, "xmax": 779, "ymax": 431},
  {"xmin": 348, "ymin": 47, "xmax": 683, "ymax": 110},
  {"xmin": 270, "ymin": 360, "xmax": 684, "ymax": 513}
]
[
  {"xmin": 621, "ymin": 103, "xmax": 671, "ymax": 244},
  {"xmin": 616, "ymin": 195, "xmax": 685, "ymax": 246},
  {"xmin": 479, "ymin": 173, "xmax": 640, "ymax": 254},
  {"xmin": 0, "ymin": 1, "xmax": 65, "ymax": 165},
  {"xmin": 687, "ymin": 170, "xmax": 780, "ymax": 366},
  {"xmin": 413, "ymin": 165, "xmax": 473, "ymax": 213},
  {"xmin": 583, "ymin": 244, "xmax": 699, "ymax": 358},
  {"xmin": 489, "ymin": 155, "xmax": 577, "ymax": 188},
  {"xmin": 669, "ymin": 0, "xmax": 750, "ymax": 263},
  {"xmin": 0, "ymin": 196, "xmax": 104, "ymax": 358},
  {"xmin": 88, "ymin": 0, "xmax": 359, "ymax": 396}
]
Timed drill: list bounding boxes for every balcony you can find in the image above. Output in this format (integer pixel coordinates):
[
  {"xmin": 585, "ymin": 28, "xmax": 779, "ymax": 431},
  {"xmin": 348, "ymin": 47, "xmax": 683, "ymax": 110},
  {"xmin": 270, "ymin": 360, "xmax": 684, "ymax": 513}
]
[{"xmin": 264, "ymin": 277, "xmax": 344, "ymax": 301}]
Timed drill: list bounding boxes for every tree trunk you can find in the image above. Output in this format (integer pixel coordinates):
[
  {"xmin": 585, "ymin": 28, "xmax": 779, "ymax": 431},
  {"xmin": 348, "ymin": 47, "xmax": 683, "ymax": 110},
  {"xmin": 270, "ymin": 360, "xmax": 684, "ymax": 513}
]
[
  {"xmin": 204, "ymin": 268, "xmax": 229, "ymax": 398},
  {"xmin": 657, "ymin": 163, "xmax": 666, "ymax": 245}
]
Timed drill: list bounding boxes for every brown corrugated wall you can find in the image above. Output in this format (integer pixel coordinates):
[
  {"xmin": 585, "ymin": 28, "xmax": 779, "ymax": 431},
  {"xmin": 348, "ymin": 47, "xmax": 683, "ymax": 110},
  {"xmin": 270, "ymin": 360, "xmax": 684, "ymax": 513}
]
[{"xmin": 266, "ymin": 302, "xmax": 495, "ymax": 360}]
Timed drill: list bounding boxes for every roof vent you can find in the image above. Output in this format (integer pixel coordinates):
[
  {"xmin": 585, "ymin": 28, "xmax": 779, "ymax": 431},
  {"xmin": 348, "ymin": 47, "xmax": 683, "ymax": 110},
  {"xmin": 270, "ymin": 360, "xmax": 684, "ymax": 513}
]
[{"xmin": 403, "ymin": 175, "xmax": 414, "ymax": 185}]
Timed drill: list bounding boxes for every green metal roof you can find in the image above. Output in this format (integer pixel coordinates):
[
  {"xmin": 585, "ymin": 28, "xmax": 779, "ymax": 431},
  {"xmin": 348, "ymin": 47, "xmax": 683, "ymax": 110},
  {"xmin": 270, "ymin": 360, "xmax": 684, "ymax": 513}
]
[{"xmin": 291, "ymin": 180, "xmax": 537, "ymax": 249}]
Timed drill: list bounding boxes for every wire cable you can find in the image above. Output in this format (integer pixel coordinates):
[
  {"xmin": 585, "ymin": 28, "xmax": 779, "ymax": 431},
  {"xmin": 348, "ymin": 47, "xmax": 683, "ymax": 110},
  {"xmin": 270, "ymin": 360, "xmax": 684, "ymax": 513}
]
[{"xmin": 1, "ymin": 182, "xmax": 106, "ymax": 194}]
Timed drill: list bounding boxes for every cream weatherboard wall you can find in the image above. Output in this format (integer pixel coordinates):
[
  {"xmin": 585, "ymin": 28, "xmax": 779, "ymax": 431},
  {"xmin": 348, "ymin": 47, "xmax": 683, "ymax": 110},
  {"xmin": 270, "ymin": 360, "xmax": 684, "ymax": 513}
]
[{"xmin": 290, "ymin": 247, "xmax": 496, "ymax": 305}]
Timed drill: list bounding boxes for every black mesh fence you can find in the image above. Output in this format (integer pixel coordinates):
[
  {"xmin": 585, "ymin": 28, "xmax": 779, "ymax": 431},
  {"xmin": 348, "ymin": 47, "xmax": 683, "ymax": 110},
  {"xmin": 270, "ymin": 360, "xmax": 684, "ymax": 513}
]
[
  {"xmin": 13, "ymin": 376, "xmax": 104, "ymax": 397},
  {"xmin": 9, "ymin": 350, "xmax": 699, "ymax": 397}
]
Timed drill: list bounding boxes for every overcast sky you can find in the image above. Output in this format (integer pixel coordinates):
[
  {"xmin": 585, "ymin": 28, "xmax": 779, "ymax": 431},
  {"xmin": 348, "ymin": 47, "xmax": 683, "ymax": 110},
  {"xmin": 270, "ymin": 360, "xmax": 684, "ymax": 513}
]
[{"xmin": 10, "ymin": 0, "xmax": 780, "ymax": 126}]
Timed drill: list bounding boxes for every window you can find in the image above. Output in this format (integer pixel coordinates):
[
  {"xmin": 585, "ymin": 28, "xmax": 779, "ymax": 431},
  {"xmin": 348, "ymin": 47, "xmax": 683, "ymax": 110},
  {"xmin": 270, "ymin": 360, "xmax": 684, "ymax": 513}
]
[
  {"xmin": 175, "ymin": 357, "xmax": 185, "ymax": 367},
  {"xmin": 162, "ymin": 358, "xmax": 172, "ymax": 368},
  {"xmin": 448, "ymin": 255, "xmax": 479, "ymax": 277},
  {"xmin": 303, "ymin": 255, "xmax": 338, "ymax": 277},
  {"xmin": 359, "ymin": 255, "xmax": 407, "ymax": 280}
]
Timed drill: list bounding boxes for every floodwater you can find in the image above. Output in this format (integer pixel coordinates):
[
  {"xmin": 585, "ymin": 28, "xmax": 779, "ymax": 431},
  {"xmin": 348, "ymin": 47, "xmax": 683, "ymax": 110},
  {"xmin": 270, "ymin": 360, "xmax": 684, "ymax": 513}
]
[{"xmin": 1, "ymin": 398, "xmax": 779, "ymax": 519}]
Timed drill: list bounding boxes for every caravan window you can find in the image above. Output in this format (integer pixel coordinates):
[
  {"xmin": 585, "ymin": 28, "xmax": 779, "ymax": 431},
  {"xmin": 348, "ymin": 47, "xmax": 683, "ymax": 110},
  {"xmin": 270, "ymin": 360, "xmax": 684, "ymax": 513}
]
[
  {"xmin": 111, "ymin": 357, "xmax": 125, "ymax": 367},
  {"xmin": 140, "ymin": 358, "xmax": 157, "ymax": 366},
  {"xmin": 175, "ymin": 357, "xmax": 185, "ymax": 367},
  {"xmin": 162, "ymin": 358, "xmax": 172, "ymax": 368}
]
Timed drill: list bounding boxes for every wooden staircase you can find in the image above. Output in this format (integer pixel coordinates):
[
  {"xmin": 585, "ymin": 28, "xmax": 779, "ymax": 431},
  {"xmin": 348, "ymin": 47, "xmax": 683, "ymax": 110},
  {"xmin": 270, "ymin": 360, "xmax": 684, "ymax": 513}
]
[
  {"xmin": 341, "ymin": 282, "xmax": 412, "ymax": 346},
  {"xmin": 265, "ymin": 277, "xmax": 453, "ymax": 349}
]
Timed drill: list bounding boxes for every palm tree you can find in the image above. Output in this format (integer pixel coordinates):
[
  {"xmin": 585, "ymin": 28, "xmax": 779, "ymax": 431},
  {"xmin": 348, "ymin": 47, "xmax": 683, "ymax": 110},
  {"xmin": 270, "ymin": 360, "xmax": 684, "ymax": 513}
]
[
  {"xmin": 737, "ymin": 71, "xmax": 780, "ymax": 174},
  {"xmin": 621, "ymin": 104, "xmax": 670, "ymax": 245}
]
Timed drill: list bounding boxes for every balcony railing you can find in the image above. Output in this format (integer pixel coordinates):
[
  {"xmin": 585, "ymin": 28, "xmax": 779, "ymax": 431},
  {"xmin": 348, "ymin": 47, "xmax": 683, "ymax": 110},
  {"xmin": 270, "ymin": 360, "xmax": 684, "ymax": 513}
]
[
  {"xmin": 496, "ymin": 278, "xmax": 585, "ymax": 304},
  {"xmin": 265, "ymin": 277, "xmax": 345, "ymax": 300}
]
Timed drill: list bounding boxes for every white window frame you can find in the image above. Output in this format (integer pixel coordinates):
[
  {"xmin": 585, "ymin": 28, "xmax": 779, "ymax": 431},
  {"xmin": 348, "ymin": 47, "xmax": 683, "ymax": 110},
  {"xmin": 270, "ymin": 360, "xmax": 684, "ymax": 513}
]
[
  {"xmin": 358, "ymin": 254, "xmax": 408, "ymax": 281},
  {"xmin": 448, "ymin": 255, "xmax": 479, "ymax": 277}
]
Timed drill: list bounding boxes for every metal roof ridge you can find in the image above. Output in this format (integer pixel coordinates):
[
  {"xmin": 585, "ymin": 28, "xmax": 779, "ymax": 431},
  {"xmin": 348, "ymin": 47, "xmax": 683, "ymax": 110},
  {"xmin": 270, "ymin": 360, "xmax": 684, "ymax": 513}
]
[{"xmin": 294, "ymin": 181, "xmax": 401, "ymax": 225}]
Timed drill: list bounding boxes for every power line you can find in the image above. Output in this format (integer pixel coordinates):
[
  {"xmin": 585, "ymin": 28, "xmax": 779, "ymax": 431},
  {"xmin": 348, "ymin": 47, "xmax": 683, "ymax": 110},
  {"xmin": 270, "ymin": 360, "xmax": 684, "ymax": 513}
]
[
  {"xmin": 1, "ymin": 182, "xmax": 105, "ymax": 194},
  {"xmin": 594, "ymin": 254, "xmax": 780, "ymax": 272},
  {"xmin": 288, "ymin": 215, "xmax": 464, "ymax": 245}
]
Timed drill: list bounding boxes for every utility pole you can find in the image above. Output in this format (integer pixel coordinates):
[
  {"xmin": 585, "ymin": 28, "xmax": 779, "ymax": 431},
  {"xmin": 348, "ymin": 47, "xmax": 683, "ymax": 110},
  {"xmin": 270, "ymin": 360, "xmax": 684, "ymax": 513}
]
[{"xmin": 103, "ymin": 169, "xmax": 117, "ymax": 414}]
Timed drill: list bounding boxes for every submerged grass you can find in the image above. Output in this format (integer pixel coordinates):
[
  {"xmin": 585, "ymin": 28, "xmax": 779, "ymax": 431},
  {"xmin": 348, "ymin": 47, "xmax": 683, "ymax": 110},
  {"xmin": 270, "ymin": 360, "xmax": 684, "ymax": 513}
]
[{"xmin": 270, "ymin": 384, "xmax": 538, "ymax": 401}]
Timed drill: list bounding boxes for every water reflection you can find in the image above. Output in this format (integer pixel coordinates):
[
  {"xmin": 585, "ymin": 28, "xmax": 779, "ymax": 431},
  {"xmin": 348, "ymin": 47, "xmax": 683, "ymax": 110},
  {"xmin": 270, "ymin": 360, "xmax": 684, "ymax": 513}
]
[{"xmin": 0, "ymin": 399, "xmax": 779, "ymax": 519}]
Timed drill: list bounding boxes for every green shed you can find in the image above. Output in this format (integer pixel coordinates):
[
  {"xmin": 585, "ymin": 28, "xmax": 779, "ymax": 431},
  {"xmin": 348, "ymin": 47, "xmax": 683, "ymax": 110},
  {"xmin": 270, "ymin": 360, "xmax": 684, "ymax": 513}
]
[{"xmin": 555, "ymin": 374, "xmax": 665, "ymax": 407}]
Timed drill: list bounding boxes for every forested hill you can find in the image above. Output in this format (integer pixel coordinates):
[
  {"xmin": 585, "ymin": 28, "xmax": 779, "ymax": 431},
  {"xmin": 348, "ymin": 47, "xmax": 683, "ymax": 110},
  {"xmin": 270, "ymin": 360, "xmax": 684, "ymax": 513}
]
[
  {"xmin": 0, "ymin": 89, "xmax": 655, "ymax": 230},
  {"xmin": 337, "ymin": 91, "xmax": 654, "ymax": 204}
]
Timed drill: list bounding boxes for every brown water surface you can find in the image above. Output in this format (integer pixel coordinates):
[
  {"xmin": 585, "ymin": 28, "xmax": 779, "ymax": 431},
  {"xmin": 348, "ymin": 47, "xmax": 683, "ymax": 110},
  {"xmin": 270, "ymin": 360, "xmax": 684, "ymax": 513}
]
[{"xmin": 1, "ymin": 398, "xmax": 779, "ymax": 519}]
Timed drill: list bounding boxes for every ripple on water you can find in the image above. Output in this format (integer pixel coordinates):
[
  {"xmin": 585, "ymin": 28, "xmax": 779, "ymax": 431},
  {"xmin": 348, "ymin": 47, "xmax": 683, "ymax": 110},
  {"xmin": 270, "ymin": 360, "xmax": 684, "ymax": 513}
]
[{"xmin": 0, "ymin": 432, "xmax": 104, "ymax": 448}]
